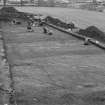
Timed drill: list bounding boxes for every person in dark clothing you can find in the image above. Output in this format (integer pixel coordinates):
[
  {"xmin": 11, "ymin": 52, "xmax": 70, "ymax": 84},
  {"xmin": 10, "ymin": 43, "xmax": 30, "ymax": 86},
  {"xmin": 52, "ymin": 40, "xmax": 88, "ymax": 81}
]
[
  {"xmin": 48, "ymin": 29, "xmax": 53, "ymax": 35},
  {"xmin": 67, "ymin": 22, "xmax": 75, "ymax": 31},
  {"xmin": 39, "ymin": 20, "xmax": 45, "ymax": 26},
  {"xmin": 11, "ymin": 19, "xmax": 21, "ymax": 25},
  {"xmin": 43, "ymin": 26, "xmax": 53, "ymax": 35},
  {"xmin": 43, "ymin": 26, "xmax": 48, "ymax": 34},
  {"xmin": 27, "ymin": 21, "xmax": 33, "ymax": 32},
  {"xmin": 84, "ymin": 38, "xmax": 90, "ymax": 45}
]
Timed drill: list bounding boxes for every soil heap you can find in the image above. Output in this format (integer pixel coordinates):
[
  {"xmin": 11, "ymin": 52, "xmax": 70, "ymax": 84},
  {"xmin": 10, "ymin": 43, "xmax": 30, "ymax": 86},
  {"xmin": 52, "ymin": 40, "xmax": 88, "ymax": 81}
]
[
  {"xmin": 0, "ymin": 6, "xmax": 29, "ymax": 21},
  {"xmin": 78, "ymin": 26, "xmax": 105, "ymax": 43}
]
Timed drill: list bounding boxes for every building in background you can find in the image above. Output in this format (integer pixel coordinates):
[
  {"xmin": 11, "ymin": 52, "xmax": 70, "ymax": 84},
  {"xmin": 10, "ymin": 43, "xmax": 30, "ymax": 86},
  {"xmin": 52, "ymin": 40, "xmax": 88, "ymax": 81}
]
[{"xmin": 0, "ymin": 0, "xmax": 105, "ymax": 7}]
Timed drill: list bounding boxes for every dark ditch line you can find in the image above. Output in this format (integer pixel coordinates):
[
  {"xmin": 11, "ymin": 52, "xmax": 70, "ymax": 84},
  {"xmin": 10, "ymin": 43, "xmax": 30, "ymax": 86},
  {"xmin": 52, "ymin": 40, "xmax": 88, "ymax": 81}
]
[
  {"xmin": 45, "ymin": 22, "xmax": 105, "ymax": 50},
  {"xmin": 45, "ymin": 23, "xmax": 85, "ymax": 40},
  {"xmin": 0, "ymin": 31, "xmax": 17, "ymax": 105}
]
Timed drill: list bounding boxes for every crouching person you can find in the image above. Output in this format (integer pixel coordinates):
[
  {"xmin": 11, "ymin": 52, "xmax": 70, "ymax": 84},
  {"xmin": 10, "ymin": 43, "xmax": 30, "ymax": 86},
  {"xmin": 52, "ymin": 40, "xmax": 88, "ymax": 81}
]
[
  {"xmin": 43, "ymin": 26, "xmax": 48, "ymax": 34},
  {"xmin": 48, "ymin": 29, "xmax": 53, "ymax": 35},
  {"xmin": 27, "ymin": 21, "xmax": 34, "ymax": 32},
  {"xmin": 11, "ymin": 19, "xmax": 21, "ymax": 25},
  {"xmin": 43, "ymin": 26, "xmax": 53, "ymax": 35},
  {"xmin": 67, "ymin": 22, "xmax": 75, "ymax": 31},
  {"xmin": 84, "ymin": 38, "xmax": 90, "ymax": 45},
  {"xmin": 11, "ymin": 19, "xmax": 16, "ymax": 25}
]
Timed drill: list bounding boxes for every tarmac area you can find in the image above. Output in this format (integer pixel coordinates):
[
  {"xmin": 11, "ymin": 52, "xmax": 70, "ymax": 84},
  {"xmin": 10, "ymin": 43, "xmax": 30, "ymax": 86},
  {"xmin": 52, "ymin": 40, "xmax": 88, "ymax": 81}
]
[{"xmin": 0, "ymin": 20, "xmax": 105, "ymax": 105}]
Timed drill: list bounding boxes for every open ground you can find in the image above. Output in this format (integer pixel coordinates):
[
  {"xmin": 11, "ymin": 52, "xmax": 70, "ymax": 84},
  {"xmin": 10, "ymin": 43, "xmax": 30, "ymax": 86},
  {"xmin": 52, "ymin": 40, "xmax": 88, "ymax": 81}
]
[{"xmin": 0, "ymin": 7, "xmax": 105, "ymax": 105}]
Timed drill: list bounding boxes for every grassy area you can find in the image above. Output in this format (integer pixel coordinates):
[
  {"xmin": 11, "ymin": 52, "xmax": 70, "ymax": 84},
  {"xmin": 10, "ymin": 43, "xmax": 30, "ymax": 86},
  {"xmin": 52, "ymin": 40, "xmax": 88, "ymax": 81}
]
[{"xmin": 0, "ymin": 19, "xmax": 105, "ymax": 105}]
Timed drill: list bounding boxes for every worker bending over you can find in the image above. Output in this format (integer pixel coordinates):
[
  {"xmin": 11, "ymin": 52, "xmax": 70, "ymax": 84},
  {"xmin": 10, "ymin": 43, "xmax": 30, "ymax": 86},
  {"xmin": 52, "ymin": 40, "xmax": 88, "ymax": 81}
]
[
  {"xmin": 27, "ymin": 21, "xmax": 34, "ymax": 32},
  {"xmin": 43, "ymin": 26, "xmax": 53, "ymax": 35}
]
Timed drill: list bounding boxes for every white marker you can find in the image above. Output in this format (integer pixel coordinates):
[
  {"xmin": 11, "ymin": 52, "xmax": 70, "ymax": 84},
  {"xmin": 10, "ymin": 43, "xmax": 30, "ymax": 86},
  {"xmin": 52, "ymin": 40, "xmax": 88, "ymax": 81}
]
[
  {"xmin": 96, "ymin": 40, "xmax": 99, "ymax": 44},
  {"xmin": 1, "ymin": 48, "xmax": 5, "ymax": 53}
]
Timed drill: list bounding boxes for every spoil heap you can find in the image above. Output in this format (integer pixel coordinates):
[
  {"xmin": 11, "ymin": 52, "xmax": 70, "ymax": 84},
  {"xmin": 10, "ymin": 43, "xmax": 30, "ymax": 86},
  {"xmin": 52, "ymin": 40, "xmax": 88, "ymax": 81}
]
[
  {"xmin": 0, "ymin": 6, "xmax": 30, "ymax": 21},
  {"xmin": 45, "ymin": 16, "xmax": 75, "ymax": 30},
  {"xmin": 78, "ymin": 26, "xmax": 105, "ymax": 43},
  {"xmin": 0, "ymin": 6, "xmax": 18, "ymax": 13}
]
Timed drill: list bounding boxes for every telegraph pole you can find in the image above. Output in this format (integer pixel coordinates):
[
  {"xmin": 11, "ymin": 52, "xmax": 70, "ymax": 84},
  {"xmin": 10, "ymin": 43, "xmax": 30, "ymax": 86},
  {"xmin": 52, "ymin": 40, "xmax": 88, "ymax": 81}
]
[
  {"xmin": 93, "ymin": 0, "xmax": 97, "ymax": 4},
  {"xmin": 20, "ymin": 0, "xmax": 23, "ymax": 6},
  {"xmin": 37, "ymin": 0, "xmax": 41, "ymax": 6},
  {"xmin": 3, "ymin": 0, "xmax": 7, "ymax": 6},
  {"xmin": 92, "ymin": 0, "xmax": 97, "ymax": 10}
]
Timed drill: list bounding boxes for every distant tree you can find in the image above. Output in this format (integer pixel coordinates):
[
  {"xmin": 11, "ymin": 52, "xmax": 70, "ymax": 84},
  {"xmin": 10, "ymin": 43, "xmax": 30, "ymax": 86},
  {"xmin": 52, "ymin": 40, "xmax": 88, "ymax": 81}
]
[
  {"xmin": 93, "ymin": 0, "xmax": 97, "ymax": 4},
  {"xmin": 3, "ymin": 0, "xmax": 7, "ymax": 6},
  {"xmin": 30, "ymin": 0, "xmax": 34, "ymax": 3},
  {"xmin": 38, "ymin": 0, "xmax": 42, "ymax": 6},
  {"xmin": 49, "ymin": 0, "xmax": 55, "ymax": 7},
  {"xmin": 20, "ymin": 0, "xmax": 23, "ymax": 6},
  {"xmin": 37, "ymin": 0, "xmax": 55, "ymax": 7}
]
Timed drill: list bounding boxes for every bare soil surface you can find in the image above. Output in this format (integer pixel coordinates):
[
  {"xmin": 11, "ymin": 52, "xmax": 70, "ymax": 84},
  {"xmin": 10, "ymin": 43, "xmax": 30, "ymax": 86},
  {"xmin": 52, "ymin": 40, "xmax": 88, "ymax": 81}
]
[{"xmin": 0, "ymin": 21, "xmax": 105, "ymax": 105}]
